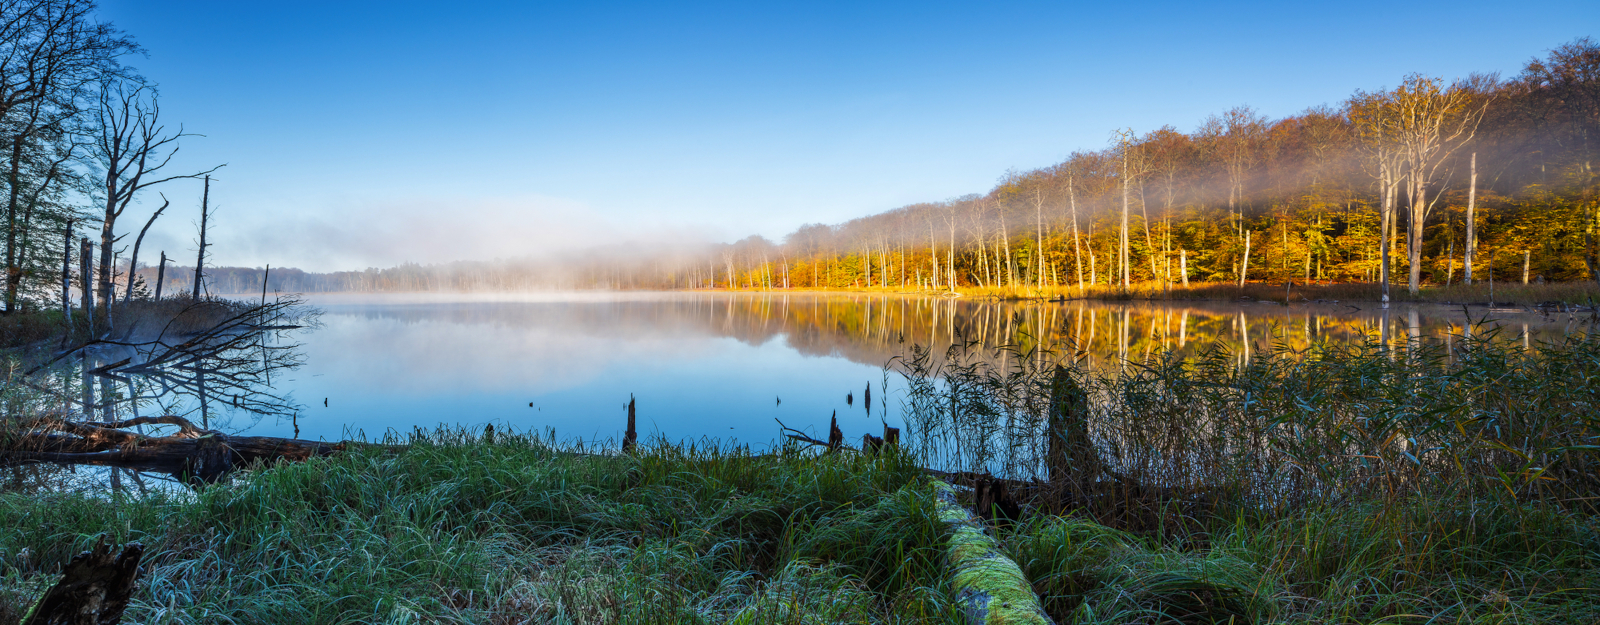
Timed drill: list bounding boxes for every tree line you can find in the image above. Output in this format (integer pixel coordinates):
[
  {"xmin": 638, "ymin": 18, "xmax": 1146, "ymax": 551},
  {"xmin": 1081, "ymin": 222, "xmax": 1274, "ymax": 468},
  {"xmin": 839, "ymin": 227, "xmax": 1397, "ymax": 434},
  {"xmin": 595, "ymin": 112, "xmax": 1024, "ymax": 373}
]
[
  {"xmin": 690, "ymin": 38, "xmax": 1599, "ymax": 296},
  {"xmin": 0, "ymin": 0, "xmax": 221, "ymax": 326},
  {"xmin": 83, "ymin": 37, "xmax": 1600, "ymax": 298}
]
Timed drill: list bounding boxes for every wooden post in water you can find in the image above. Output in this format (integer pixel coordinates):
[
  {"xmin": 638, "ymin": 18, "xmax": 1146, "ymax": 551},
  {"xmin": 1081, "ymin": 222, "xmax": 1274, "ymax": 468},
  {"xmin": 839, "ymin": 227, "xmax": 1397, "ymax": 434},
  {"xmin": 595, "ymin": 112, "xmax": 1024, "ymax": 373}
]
[
  {"xmin": 154, "ymin": 251, "xmax": 166, "ymax": 300},
  {"xmin": 622, "ymin": 394, "xmax": 637, "ymax": 453}
]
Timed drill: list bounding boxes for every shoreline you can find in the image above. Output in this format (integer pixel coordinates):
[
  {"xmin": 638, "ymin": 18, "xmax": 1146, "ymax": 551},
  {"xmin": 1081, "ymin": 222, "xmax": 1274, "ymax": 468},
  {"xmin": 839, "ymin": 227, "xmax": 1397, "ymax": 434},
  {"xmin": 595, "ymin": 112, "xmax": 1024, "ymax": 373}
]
[{"xmin": 679, "ymin": 280, "xmax": 1600, "ymax": 307}]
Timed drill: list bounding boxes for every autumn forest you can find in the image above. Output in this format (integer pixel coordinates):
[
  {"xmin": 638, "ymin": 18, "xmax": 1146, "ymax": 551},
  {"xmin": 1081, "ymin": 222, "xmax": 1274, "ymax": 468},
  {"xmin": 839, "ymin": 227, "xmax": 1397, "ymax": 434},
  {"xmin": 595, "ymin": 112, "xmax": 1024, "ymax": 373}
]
[{"xmin": 173, "ymin": 37, "xmax": 1599, "ymax": 299}]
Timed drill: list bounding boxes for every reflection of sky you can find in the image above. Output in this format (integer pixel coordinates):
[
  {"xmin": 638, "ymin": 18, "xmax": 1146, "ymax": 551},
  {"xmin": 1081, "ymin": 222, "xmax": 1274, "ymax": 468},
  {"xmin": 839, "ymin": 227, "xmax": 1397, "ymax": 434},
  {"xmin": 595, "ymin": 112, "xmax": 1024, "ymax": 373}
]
[
  {"xmin": 225, "ymin": 293, "xmax": 1592, "ymax": 447},
  {"xmin": 256, "ymin": 297, "xmax": 899, "ymax": 448}
]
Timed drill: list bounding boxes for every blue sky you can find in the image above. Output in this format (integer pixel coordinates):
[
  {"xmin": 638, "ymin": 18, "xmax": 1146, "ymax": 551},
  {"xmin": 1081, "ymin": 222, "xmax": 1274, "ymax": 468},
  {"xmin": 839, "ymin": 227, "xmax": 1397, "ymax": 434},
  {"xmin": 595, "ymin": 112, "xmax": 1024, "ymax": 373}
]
[{"xmin": 94, "ymin": 1, "xmax": 1596, "ymax": 271}]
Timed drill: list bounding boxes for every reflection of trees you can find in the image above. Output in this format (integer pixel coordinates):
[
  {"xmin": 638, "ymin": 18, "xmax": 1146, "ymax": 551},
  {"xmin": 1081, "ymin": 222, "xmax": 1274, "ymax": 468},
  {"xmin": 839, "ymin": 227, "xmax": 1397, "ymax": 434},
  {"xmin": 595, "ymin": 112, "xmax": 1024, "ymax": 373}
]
[
  {"xmin": 15, "ymin": 297, "xmax": 314, "ymax": 430},
  {"xmin": 3, "ymin": 297, "xmax": 321, "ymax": 486},
  {"xmin": 319, "ymin": 294, "xmax": 1581, "ymax": 374}
]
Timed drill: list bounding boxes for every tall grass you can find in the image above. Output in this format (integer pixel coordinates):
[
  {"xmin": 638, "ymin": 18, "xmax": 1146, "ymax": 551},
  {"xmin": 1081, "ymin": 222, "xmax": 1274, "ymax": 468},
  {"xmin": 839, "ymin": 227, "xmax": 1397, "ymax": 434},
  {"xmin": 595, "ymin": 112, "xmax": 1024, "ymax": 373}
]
[
  {"xmin": 1000, "ymin": 499, "xmax": 1598, "ymax": 623},
  {"xmin": 898, "ymin": 324, "xmax": 1600, "ymax": 516},
  {"xmin": 0, "ymin": 430, "xmax": 964, "ymax": 624},
  {"xmin": 894, "ymin": 320, "xmax": 1599, "ymax": 622}
]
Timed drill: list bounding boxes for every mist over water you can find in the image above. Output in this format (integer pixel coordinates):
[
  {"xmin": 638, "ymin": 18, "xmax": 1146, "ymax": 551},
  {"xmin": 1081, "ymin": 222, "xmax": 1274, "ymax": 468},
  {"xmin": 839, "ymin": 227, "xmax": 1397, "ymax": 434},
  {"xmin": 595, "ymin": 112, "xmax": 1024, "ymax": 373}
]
[{"xmin": 186, "ymin": 292, "xmax": 1588, "ymax": 446}]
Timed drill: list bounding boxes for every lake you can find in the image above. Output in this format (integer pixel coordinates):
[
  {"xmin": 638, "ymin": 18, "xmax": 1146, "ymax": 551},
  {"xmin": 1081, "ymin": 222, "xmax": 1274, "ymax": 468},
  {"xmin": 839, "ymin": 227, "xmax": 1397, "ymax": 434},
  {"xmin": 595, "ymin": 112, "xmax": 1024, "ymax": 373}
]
[{"xmin": 151, "ymin": 291, "xmax": 1588, "ymax": 448}]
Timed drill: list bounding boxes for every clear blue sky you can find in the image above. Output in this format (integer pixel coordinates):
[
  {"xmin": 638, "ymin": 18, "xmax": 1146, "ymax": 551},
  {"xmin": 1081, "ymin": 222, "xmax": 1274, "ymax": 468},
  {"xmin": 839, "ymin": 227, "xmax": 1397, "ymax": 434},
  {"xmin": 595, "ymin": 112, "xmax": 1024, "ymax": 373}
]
[{"xmin": 94, "ymin": 1, "xmax": 1596, "ymax": 272}]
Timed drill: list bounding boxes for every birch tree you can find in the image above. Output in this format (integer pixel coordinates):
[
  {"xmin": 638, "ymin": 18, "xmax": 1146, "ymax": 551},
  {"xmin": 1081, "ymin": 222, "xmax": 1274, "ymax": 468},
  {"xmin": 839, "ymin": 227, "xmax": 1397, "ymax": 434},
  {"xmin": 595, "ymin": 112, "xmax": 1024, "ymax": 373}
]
[
  {"xmin": 1392, "ymin": 74, "xmax": 1490, "ymax": 294},
  {"xmin": 1349, "ymin": 89, "xmax": 1406, "ymax": 301}
]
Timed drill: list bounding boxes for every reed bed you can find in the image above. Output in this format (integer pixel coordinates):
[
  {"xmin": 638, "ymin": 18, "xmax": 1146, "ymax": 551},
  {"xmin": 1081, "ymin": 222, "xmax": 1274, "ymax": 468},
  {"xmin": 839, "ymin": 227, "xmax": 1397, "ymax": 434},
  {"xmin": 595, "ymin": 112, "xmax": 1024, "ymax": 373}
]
[
  {"xmin": 895, "ymin": 322, "xmax": 1599, "ymax": 623},
  {"xmin": 899, "ymin": 324, "xmax": 1600, "ymax": 513}
]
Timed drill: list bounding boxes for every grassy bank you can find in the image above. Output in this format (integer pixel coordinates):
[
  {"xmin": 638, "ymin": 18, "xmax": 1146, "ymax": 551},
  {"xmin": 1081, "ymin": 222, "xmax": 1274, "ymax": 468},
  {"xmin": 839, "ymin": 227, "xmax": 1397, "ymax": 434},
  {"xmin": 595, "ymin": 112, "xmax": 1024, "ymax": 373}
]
[
  {"xmin": 1, "ymin": 427, "xmax": 1594, "ymax": 624},
  {"xmin": 1, "ymin": 435, "xmax": 962, "ymax": 624}
]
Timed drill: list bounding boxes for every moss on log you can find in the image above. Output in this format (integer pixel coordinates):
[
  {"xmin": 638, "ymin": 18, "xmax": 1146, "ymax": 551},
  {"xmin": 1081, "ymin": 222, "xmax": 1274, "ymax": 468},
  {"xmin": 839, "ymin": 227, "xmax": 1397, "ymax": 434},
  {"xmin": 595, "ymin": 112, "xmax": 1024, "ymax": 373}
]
[{"xmin": 931, "ymin": 479, "xmax": 1052, "ymax": 625}]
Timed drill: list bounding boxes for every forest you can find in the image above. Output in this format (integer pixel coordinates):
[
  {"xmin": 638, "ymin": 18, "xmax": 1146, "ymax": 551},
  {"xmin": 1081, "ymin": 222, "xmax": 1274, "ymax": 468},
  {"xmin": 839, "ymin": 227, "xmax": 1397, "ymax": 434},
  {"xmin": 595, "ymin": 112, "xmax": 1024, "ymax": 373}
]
[
  {"xmin": 655, "ymin": 38, "xmax": 1600, "ymax": 297},
  {"xmin": 0, "ymin": 0, "xmax": 219, "ymax": 325},
  {"xmin": 142, "ymin": 37, "xmax": 1598, "ymax": 300},
  {"xmin": 9, "ymin": 39, "xmax": 1598, "ymax": 302}
]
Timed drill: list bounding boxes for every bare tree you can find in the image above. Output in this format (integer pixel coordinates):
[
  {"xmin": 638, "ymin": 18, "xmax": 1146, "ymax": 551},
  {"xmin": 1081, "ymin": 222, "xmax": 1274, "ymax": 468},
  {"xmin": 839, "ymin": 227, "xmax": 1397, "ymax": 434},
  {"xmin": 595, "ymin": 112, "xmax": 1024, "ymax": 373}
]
[
  {"xmin": 1112, "ymin": 129, "xmax": 1151, "ymax": 290},
  {"xmin": 1464, "ymin": 151, "xmax": 1478, "ymax": 283},
  {"xmin": 1349, "ymin": 89, "xmax": 1406, "ymax": 302},
  {"xmin": 90, "ymin": 79, "xmax": 220, "ymax": 323}
]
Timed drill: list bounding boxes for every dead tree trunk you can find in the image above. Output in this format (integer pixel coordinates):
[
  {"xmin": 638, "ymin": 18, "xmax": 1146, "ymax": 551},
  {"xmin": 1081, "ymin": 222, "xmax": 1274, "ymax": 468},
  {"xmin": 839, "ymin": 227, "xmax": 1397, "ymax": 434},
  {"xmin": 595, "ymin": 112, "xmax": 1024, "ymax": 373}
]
[
  {"xmin": 192, "ymin": 176, "xmax": 209, "ymax": 300},
  {"xmin": 78, "ymin": 238, "xmax": 92, "ymax": 335},
  {"xmin": 60, "ymin": 223, "xmax": 72, "ymax": 329},
  {"xmin": 1465, "ymin": 152, "xmax": 1477, "ymax": 284},
  {"xmin": 1047, "ymin": 365, "xmax": 1102, "ymax": 499},
  {"xmin": 153, "ymin": 252, "xmax": 166, "ymax": 300},
  {"xmin": 122, "ymin": 198, "xmax": 169, "ymax": 305}
]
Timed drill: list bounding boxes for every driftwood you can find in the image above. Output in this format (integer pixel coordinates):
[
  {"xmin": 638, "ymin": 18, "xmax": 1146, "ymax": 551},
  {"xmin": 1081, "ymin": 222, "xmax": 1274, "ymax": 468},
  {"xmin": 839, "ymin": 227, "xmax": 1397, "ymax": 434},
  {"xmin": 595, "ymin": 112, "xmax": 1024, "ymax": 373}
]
[
  {"xmin": 1, "ymin": 414, "xmax": 346, "ymax": 484},
  {"xmin": 20, "ymin": 535, "xmax": 142, "ymax": 625}
]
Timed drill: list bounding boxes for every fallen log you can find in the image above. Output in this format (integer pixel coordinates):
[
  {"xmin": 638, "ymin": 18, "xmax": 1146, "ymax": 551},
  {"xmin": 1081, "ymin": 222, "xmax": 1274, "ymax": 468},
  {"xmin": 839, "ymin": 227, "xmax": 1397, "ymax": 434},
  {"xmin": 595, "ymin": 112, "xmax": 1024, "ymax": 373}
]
[
  {"xmin": 1, "ymin": 414, "xmax": 347, "ymax": 484},
  {"xmin": 931, "ymin": 479, "xmax": 1052, "ymax": 624}
]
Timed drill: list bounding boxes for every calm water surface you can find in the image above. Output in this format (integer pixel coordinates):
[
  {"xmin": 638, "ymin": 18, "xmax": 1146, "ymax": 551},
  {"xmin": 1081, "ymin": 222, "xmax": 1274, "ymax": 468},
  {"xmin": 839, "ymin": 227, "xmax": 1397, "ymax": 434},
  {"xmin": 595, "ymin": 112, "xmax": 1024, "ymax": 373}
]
[{"xmin": 210, "ymin": 292, "xmax": 1589, "ymax": 446}]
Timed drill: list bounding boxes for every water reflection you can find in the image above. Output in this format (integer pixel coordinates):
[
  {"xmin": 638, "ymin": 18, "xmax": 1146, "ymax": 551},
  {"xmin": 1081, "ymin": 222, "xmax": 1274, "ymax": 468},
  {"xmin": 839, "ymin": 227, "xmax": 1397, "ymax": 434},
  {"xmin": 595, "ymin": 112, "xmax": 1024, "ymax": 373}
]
[
  {"xmin": 274, "ymin": 293, "xmax": 1590, "ymax": 445},
  {"xmin": 6, "ymin": 300, "xmax": 311, "ymax": 491}
]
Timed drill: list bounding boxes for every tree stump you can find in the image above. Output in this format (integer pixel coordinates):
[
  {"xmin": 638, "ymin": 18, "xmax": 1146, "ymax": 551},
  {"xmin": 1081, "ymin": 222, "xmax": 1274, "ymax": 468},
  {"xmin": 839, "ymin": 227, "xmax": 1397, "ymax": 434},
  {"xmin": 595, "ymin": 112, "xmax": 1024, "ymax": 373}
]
[
  {"xmin": 826, "ymin": 412, "xmax": 843, "ymax": 452},
  {"xmin": 1046, "ymin": 365, "xmax": 1102, "ymax": 496},
  {"xmin": 22, "ymin": 536, "xmax": 143, "ymax": 625}
]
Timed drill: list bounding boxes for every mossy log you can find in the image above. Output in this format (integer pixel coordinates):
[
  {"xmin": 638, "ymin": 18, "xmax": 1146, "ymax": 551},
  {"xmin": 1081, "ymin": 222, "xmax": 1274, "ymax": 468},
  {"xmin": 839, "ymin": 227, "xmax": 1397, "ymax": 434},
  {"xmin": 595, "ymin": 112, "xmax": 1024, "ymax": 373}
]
[
  {"xmin": 21, "ymin": 535, "xmax": 142, "ymax": 625},
  {"xmin": 931, "ymin": 479, "xmax": 1053, "ymax": 625},
  {"xmin": 1, "ymin": 415, "xmax": 346, "ymax": 484}
]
